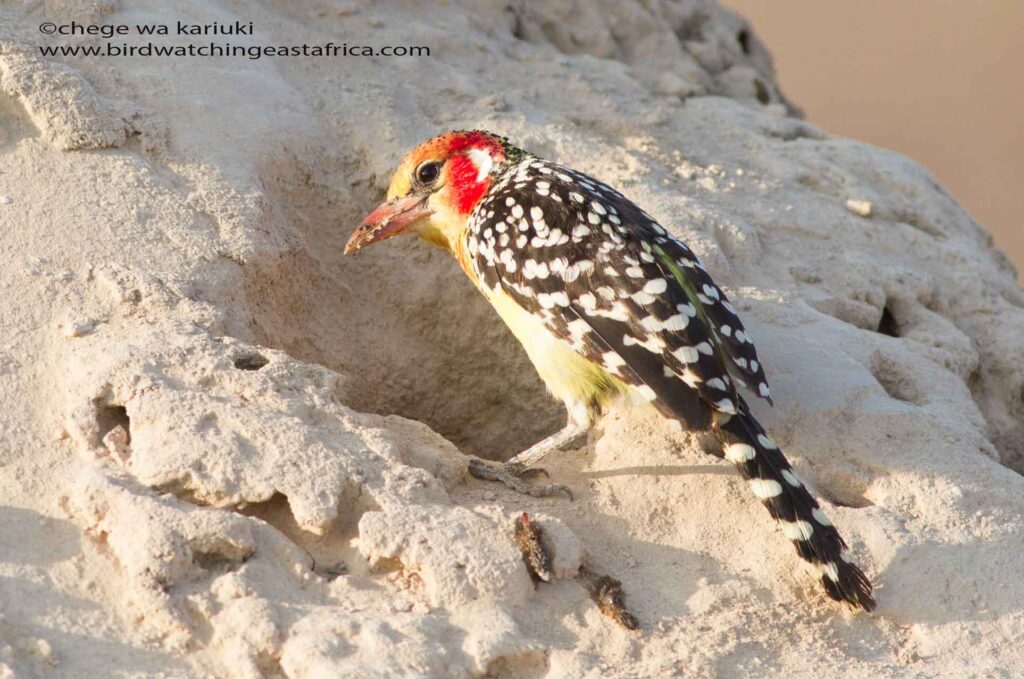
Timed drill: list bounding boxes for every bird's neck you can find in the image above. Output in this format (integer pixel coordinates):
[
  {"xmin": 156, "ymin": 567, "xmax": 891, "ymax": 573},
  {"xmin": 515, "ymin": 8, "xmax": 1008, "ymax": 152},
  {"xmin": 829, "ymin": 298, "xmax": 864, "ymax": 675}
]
[{"xmin": 414, "ymin": 201, "xmax": 477, "ymax": 281}]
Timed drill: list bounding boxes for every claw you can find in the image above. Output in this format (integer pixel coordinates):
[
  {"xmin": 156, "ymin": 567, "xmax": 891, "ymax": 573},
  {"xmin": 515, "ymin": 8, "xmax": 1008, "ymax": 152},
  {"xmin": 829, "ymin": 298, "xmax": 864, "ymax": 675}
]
[
  {"xmin": 511, "ymin": 464, "xmax": 550, "ymax": 480},
  {"xmin": 468, "ymin": 459, "xmax": 573, "ymax": 500}
]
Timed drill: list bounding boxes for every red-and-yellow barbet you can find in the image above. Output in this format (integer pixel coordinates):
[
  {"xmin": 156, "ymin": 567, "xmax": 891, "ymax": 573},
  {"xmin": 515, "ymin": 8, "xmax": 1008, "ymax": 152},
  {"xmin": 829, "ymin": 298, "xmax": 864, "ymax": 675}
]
[{"xmin": 345, "ymin": 130, "xmax": 875, "ymax": 611}]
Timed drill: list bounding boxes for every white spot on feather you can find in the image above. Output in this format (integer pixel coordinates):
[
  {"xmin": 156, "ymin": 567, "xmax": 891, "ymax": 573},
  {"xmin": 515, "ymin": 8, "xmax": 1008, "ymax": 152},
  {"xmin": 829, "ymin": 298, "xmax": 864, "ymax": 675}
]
[
  {"xmin": 644, "ymin": 278, "xmax": 667, "ymax": 294},
  {"xmin": 749, "ymin": 479, "xmax": 783, "ymax": 499},
  {"xmin": 782, "ymin": 520, "xmax": 814, "ymax": 541},
  {"xmin": 678, "ymin": 303, "xmax": 697, "ymax": 317},
  {"xmin": 661, "ymin": 314, "xmax": 688, "ymax": 331},
  {"xmin": 714, "ymin": 399, "xmax": 737, "ymax": 414},
  {"xmin": 673, "ymin": 346, "xmax": 699, "ymax": 364},
  {"xmin": 725, "ymin": 443, "xmax": 756, "ymax": 463},
  {"xmin": 603, "ymin": 352, "xmax": 625, "ymax": 370},
  {"xmin": 631, "ymin": 291, "xmax": 656, "ymax": 305}
]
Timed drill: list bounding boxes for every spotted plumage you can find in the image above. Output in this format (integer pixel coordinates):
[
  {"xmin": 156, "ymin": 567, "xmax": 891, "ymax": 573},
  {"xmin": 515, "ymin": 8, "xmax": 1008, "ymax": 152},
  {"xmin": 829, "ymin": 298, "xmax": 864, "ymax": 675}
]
[
  {"xmin": 465, "ymin": 155, "xmax": 771, "ymax": 425},
  {"xmin": 346, "ymin": 130, "xmax": 875, "ymax": 612}
]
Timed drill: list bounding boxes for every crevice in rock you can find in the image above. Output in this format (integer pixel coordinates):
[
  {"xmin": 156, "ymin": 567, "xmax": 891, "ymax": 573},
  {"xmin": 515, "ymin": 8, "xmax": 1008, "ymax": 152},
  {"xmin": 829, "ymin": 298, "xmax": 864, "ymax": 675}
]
[
  {"xmin": 152, "ymin": 478, "xmax": 206, "ymax": 507},
  {"xmin": 237, "ymin": 492, "xmax": 297, "ymax": 530},
  {"xmin": 876, "ymin": 305, "xmax": 901, "ymax": 338},
  {"xmin": 737, "ymin": 29, "xmax": 751, "ymax": 55},
  {"xmin": 829, "ymin": 495, "xmax": 875, "ymax": 510},
  {"xmin": 96, "ymin": 403, "xmax": 131, "ymax": 442},
  {"xmin": 894, "ymin": 210, "xmax": 945, "ymax": 239},
  {"xmin": 239, "ymin": 488, "xmax": 377, "ymax": 578},
  {"xmin": 233, "ymin": 351, "xmax": 269, "ymax": 371},
  {"xmin": 508, "ymin": 6, "xmax": 526, "ymax": 41},
  {"xmin": 762, "ymin": 122, "xmax": 825, "ymax": 142},
  {"xmin": 193, "ymin": 547, "xmax": 249, "ymax": 574},
  {"xmin": 753, "ymin": 78, "xmax": 771, "ymax": 105}
]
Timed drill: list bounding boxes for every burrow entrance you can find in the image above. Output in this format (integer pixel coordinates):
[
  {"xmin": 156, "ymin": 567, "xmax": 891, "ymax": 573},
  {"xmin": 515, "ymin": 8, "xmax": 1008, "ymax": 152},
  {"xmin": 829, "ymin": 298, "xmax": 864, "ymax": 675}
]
[{"xmin": 234, "ymin": 148, "xmax": 563, "ymax": 460}]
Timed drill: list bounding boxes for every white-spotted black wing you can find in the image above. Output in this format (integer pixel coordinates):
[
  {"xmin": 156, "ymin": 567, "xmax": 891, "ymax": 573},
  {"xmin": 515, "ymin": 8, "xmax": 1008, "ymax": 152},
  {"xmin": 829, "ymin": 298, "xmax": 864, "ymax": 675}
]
[
  {"xmin": 466, "ymin": 156, "xmax": 768, "ymax": 427},
  {"xmin": 466, "ymin": 153, "xmax": 875, "ymax": 611}
]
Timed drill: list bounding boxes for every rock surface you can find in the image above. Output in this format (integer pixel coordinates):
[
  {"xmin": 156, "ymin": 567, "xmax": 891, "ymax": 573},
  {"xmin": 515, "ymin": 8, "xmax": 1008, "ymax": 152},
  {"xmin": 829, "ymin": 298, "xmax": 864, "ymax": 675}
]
[{"xmin": 0, "ymin": 0, "xmax": 1022, "ymax": 675}]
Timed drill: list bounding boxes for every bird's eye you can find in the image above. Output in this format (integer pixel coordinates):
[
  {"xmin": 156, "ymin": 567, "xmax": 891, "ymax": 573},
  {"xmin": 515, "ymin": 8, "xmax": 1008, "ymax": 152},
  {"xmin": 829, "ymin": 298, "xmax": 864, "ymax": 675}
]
[{"xmin": 415, "ymin": 161, "xmax": 441, "ymax": 186}]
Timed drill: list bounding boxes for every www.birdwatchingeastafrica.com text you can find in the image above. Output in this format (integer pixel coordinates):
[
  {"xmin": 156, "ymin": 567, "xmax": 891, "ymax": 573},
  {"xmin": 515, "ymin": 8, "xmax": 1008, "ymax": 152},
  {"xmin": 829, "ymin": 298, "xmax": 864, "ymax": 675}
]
[
  {"xmin": 36, "ymin": 20, "xmax": 431, "ymax": 59},
  {"xmin": 39, "ymin": 42, "xmax": 430, "ymax": 59}
]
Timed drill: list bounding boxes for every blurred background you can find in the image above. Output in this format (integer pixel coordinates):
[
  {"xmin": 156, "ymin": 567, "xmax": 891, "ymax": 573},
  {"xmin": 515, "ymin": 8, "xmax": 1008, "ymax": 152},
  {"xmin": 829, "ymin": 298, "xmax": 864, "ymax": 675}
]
[{"xmin": 726, "ymin": 0, "xmax": 1023, "ymax": 281}]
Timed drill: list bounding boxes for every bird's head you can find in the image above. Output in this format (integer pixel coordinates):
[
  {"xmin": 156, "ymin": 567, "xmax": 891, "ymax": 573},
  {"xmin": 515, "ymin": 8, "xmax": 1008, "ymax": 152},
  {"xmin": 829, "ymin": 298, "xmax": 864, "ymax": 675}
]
[{"xmin": 345, "ymin": 130, "xmax": 515, "ymax": 255}]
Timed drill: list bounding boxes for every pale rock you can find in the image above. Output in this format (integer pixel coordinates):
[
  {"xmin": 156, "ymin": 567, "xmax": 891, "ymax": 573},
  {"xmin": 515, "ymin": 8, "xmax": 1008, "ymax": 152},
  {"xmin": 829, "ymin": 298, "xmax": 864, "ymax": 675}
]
[{"xmin": 0, "ymin": 0, "xmax": 1020, "ymax": 676}]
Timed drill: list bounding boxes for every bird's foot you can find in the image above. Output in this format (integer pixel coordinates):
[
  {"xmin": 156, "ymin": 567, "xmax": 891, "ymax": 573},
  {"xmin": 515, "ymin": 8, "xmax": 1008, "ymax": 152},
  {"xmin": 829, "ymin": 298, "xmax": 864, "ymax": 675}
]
[{"xmin": 468, "ymin": 459, "xmax": 573, "ymax": 500}]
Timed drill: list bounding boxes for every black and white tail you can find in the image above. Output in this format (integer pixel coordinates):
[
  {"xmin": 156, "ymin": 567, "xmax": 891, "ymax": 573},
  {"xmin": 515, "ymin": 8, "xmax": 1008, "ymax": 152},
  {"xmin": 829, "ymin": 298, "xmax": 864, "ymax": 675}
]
[{"xmin": 717, "ymin": 402, "xmax": 875, "ymax": 610}]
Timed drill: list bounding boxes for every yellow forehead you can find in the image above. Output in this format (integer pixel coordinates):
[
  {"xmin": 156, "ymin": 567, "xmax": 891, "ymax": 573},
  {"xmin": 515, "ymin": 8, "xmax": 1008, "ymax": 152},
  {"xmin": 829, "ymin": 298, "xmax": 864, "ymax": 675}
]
[{"xmin": 386, "ymin": 135, "xmax": 454, "ymax": 200}]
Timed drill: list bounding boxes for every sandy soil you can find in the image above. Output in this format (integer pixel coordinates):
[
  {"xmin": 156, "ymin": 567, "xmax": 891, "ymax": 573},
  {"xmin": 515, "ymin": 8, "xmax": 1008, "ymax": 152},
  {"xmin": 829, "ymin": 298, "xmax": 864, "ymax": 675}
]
[{"xmin": 0, "ymin": 0, "xmax": 1022, "ymax": 676}]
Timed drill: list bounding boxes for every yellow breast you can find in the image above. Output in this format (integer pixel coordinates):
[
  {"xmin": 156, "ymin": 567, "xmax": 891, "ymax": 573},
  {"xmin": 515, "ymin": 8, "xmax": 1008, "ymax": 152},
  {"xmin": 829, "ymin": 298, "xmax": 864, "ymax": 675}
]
[
  {"xmin": 484, "ymin": 288, "xmax": 626, "ymax": 409},
  {"xmin": 413, "ymin": 213, "xmax": 628, "ymax": 412}
]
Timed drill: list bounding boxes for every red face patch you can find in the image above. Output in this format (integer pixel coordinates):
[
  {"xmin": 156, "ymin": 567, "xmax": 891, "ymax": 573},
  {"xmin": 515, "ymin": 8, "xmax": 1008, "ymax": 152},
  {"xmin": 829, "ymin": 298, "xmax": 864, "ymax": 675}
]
[{"xmin": 447, "ymin": 153, "xmax": 491, "ymax": 215}]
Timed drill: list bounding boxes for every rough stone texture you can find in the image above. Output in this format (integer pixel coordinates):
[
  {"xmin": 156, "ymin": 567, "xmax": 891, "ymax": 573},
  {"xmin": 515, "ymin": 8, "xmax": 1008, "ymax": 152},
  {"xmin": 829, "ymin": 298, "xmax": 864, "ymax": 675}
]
[{"xmin": 0, "ymin": 0, "xmax": 1022, "ymax": 676}]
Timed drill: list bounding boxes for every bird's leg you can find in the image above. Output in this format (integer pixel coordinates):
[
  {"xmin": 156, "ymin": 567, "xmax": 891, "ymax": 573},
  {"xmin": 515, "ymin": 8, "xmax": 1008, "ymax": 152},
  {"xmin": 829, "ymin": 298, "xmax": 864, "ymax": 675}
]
[
  {"xmin": 468, "ymin": 403, "xmax": 591, "ymax": 499},
  {"xmin": 506, "ymin": 420, "xmax": 588, "ymax": 468},
  {"xmin": 468, "ymin": 422, "xmax": 584, "ymax": 499}
]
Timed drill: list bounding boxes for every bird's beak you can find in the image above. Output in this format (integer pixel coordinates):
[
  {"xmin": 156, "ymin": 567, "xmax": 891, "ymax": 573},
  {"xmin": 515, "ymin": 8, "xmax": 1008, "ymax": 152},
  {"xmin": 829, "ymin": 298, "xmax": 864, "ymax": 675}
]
[{"xmin": 344, "ymin": 194, "xmax": 432, "ymax": 255}]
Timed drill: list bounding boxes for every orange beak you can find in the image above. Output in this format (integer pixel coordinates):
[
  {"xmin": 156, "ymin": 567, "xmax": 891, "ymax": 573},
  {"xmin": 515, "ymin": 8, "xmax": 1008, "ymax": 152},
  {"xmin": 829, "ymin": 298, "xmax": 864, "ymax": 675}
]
[{"xmin": 344, "ymin": 194, "xmax": 432, "ymax": 255}]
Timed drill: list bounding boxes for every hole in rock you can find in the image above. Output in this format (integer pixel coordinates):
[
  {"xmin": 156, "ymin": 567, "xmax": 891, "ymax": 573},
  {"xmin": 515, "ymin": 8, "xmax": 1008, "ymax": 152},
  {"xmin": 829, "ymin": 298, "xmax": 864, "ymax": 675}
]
[
  {"xmin": 96, "ymin": 404, "xmax": 131, "ymax": 442},
  {"xmin": 509, "ymin": 8, "xmax": 526, "ymax": 41},
  {"xmin": 737, "ymin": 29, "xmax": 751, "ymax": 54},
  {"xmin": 239, "ymin": 487, "xmax": 379, "ymax": 579},
  {"xmin": 753, "ymin": 79, "xmax": 771, "ymax": 105},
  {"xmin": 243, "ymin": 163, "xmax": 563, "ymax": 461},
  {"xmin": 233, "ymin": 352, "xmax": 269, "ymax": 371},
  {"xmin": 876, "ymin": 305, "xmax": 900, "ymax": 338},
  {"xmin": 193, "ymin": 549, "xmax": 246, "ymax": 574}
]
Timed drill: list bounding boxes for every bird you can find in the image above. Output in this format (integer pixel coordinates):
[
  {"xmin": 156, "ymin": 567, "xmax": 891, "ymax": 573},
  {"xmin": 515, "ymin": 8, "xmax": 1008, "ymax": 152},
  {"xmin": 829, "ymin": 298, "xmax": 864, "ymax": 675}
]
[{"xmin": 344, "ymin": 130, "xmax": 875, "ymax": 611}]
